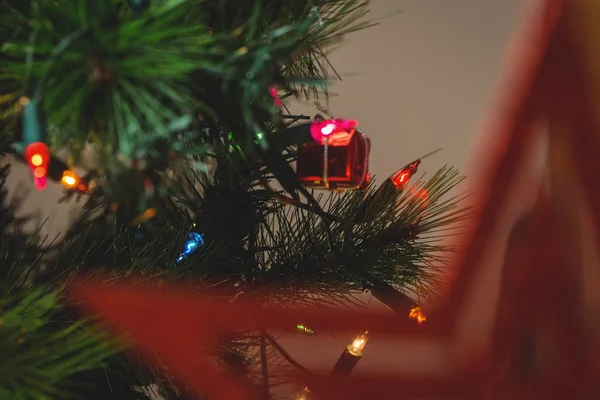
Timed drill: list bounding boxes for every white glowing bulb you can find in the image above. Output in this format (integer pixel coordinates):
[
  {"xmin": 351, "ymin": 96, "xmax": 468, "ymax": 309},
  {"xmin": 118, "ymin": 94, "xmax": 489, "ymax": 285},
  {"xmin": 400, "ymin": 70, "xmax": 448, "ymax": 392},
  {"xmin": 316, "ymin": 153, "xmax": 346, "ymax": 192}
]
[
  {"xmin": 63, "ymin": 176, "xmax": 76, "ymax": 186},
  {"xmin": 347, "ymin": 331, "xmax": 369, "ymax": 356},
  {"xmin": 320, "ymin": 123, "xmax": 336, "ymax": 136}
]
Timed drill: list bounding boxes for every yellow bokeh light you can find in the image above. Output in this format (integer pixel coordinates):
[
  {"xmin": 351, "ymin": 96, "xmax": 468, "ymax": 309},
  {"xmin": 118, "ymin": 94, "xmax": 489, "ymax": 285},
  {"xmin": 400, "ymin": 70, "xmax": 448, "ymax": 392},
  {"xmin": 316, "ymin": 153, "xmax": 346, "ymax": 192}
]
[{"xmin": 30, "ymin": 154, "xmax": 43, "ymax": 167}]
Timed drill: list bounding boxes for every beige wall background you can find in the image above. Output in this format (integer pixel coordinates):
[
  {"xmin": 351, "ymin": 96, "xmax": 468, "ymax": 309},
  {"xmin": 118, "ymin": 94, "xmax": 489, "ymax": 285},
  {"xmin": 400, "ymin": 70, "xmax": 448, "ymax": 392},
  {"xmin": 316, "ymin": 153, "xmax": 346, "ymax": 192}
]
[
  {"xmin": 4, "ymin": 0, "xmax": 533, "ymax": 390},
  {"xmin": 282, "ymin": 0, "xmax": 532, "ymax": 379}
]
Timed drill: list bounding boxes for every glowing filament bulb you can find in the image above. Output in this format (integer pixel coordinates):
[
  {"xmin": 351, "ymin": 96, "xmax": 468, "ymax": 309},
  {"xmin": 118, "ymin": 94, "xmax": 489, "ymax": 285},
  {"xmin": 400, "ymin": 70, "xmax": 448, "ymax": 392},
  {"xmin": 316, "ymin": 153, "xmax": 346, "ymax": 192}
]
[
  {"xmin": 175, "ymin": 232, "xmax": 205, "ymax": 264},
  {"xmin": 390, "ymin": 160, "xmax": 421, "ymax": 189},
  {"xmin": 409, "ymin": 306, "xmax": 427, "ymax": 324},
  {"xmin": 347, "ymin": 331, "xmax": 369, "ymax": 356}
]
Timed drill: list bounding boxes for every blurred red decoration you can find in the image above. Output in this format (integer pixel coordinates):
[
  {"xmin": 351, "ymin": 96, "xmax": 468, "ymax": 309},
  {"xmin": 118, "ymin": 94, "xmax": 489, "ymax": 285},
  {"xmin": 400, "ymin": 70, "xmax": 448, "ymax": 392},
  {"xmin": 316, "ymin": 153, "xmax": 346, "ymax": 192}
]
[
  {"xmin": 297, "ymin": 119, "xmax": 370, "ymax": 191},
  {"xmin": 72, "ymin": 0, "xmax": 600, "ymax": 398},
  {"xmin": 71, "ymin": 282, "xmax": 427, "ymax": 400}
]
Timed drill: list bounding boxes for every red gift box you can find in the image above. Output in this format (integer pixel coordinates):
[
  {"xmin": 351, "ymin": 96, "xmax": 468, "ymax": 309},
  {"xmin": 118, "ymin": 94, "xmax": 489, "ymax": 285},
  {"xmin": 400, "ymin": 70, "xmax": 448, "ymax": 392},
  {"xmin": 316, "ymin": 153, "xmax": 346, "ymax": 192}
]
[{"xmin": 296, "ymin": 124, "xmax": 370, "ymax": 190}]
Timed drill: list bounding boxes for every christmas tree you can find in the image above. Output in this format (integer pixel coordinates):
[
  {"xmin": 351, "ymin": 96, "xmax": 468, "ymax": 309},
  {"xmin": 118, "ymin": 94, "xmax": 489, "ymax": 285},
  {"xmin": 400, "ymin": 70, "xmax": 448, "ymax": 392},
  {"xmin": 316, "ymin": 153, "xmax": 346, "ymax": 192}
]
[{"xmin": 0, "ymin": 0, "xmax": 470, "ymax": 398}]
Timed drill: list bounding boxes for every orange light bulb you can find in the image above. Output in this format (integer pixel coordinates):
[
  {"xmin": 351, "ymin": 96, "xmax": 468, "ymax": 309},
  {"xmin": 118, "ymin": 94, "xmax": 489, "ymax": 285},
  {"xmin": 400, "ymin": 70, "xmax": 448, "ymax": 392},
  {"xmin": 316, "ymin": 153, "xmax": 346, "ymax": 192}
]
[
  {"xmin": 390, "ymin": 160, "xmax": 421, "ymax": 189},
  {"xmin": 61, "ymin": 170, "xmax": 79, "ymax": 189},
  {"xmin": 409, "ymin": 306, "xmax": 427, "ymax": 324}
]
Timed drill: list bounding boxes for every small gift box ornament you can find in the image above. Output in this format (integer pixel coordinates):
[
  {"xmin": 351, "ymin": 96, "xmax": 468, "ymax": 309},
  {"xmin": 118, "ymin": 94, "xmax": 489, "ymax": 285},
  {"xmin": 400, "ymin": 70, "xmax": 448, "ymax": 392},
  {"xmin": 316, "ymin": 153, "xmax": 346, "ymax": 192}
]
[{"xmin": 296, "ymin": 118, "xmax": 371, "ymax": 191}]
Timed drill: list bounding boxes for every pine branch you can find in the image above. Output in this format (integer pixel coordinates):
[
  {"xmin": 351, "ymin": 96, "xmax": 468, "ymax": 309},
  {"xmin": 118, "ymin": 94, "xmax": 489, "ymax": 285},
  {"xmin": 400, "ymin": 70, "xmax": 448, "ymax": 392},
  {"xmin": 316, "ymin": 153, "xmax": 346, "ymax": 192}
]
[
  {"xmin": 0, "ymin": 289, "xmax": 117, "ymax": 399},
  {"xmin": 0, "ymin": 0, "xmax": 373, "ymax": 209},
  {"xmin": 254, "ymin": 166, "xmax": 471, "ymax": 306},
  {"xmin": 50, "ymin": 163, "xmax": 469, "ymax": 312},
  {"xmin": 0, "ymin": 162, "xmax": 47, "ymax": 295},
  {"xmin": 0, "ymin": 160, "xmax": 161, "ymax": 399},
  {"xmin": 0, "ymin": 1, "xmax": 475, "ymax": 397}
]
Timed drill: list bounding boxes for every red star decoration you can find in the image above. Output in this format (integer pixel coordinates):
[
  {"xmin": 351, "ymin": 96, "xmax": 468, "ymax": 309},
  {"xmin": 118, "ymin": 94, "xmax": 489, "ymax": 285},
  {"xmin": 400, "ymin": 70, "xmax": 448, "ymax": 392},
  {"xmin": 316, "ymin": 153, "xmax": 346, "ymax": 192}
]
[{"xmin": 71, "ymin": 0, "xmax": 600, "ymax": 398}]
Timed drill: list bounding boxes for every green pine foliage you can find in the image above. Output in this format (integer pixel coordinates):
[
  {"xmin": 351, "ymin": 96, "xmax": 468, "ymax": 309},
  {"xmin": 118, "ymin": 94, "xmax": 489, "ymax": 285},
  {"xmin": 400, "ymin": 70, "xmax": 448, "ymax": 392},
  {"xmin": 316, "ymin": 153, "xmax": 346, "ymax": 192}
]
[
  {"xmin": 0, "ymin": 0, "xmax": 472, "ymax": 398},
  {"xmin": 0, "ymin": 290, "xmax": 135, "ymax": 400},
  {"xmin": 0, "ymin": 161, "xmax": 159, "ymax": 399},
  {"xmin": 0, "ymin": 0, "xmax": 372, "ymax": 211}
]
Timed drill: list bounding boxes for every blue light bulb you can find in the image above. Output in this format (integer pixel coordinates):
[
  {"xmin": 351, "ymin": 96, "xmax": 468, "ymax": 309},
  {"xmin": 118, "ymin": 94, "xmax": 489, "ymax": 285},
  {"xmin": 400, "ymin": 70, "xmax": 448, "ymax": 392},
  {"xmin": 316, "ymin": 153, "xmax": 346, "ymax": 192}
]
[{"xmin": 175, "ymin": 232, "xmax": 204, "ymax": 264}]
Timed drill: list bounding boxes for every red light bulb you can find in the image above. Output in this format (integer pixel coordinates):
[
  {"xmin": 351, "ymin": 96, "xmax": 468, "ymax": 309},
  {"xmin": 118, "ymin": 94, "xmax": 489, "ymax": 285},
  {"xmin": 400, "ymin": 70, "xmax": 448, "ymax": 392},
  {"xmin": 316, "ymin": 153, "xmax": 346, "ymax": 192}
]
[
  {"xmin": 390, "ymin": 160, "xmax": 421, "ymax": 189},
  {"xmin": 23, "ymin": 142, "xmax": 50, "ymax": 191}
]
